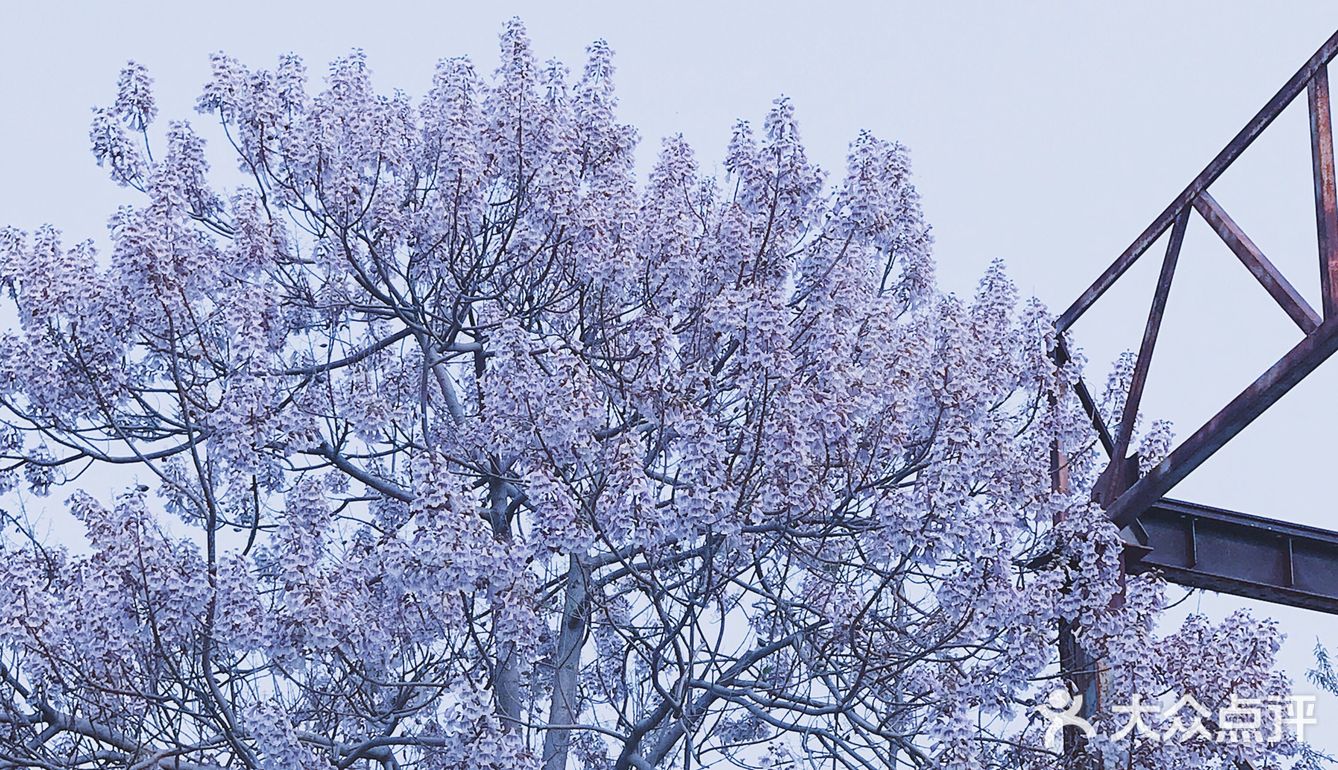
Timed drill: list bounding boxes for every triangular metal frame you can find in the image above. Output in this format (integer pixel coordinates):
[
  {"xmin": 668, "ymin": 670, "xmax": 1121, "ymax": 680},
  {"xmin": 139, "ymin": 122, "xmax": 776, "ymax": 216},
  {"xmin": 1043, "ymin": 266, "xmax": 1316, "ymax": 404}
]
[{"xmin": 1060, "ymin": 31, "xmax": 1338, "ymax": 615}]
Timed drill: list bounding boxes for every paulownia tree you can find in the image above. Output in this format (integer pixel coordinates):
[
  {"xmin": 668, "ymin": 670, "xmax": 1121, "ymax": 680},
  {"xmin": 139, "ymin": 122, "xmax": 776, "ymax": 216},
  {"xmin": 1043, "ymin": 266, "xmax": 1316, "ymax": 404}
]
[{"xmin": 0, "ymin": 19, "xmax": 1309, "ymax": 770}]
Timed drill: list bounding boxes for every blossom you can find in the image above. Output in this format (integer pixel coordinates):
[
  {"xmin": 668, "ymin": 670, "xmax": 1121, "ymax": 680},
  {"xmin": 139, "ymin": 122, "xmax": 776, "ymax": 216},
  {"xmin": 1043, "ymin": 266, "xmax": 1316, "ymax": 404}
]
[{"xmin": 0, "ymin": 22, "xmax": 1298, "ymax": 770}]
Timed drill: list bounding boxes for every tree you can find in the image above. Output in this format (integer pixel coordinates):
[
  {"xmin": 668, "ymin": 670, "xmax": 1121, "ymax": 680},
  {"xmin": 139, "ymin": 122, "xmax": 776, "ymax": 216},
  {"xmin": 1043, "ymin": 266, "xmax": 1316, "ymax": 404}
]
[{"xmin": 0, "ymin": 19, "xmax": 1309, "ymax": 770}]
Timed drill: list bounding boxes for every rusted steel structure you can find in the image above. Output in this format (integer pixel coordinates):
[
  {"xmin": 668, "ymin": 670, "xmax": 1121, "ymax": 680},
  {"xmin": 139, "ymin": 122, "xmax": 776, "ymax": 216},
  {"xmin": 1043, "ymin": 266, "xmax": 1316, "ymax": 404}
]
[
  {"xmin": 1062, "ymin": 29, "xmax": 1338, "ymax": 613},
  {"xmin": 1055, "ymin": 29, "xmax": 1338, "ymax": 768}
]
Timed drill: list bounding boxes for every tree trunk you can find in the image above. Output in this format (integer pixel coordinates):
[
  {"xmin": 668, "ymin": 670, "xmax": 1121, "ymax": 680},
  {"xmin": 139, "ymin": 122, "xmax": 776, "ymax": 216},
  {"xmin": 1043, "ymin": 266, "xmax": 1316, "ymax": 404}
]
[{"xmin": 542, "ymin": 554, "xmax": 589, "ymax": 770}]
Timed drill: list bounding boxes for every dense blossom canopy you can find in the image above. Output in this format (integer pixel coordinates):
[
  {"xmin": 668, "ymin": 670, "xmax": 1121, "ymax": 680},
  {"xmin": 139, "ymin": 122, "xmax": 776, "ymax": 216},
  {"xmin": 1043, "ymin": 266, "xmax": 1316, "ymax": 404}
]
[{"xmin": 0, "ymin": 20, "xmax": 1308, "ymax": 770}]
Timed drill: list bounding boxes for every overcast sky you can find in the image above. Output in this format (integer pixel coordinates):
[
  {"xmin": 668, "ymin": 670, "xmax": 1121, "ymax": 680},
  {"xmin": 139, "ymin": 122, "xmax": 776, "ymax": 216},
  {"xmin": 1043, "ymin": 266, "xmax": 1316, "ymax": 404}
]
[{"xmin": 4, "ymin": 0, "xmax": 1338, "ymax": 751}]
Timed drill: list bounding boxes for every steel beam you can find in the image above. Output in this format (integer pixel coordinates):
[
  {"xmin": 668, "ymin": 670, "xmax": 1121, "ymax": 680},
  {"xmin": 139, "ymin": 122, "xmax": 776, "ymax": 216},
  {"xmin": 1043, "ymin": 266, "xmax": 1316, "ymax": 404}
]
[
  {"xmin": 1111, "ymin": 211, "xmax": 1187, "ymax": 462},
  {"xmin": 1053, "ymin": 337, "xmax": 1116, "ymax": 455},
  {"xmin": 1127, "ymin": 498, "xmax": 1338, "ymax": 614},
  {"xmin": 1193, "ymin": 191, "xmax": 1321, "ymax": 333},
  {"xmin": 1058, "ymin": 30, "xmax": 1338, "ymax": 334},
  {"xmin": 1309, "ymin": 65, "xmax": 1338, "ymax": 317},
  {"xmin": 1105, "ymin": 315, "xmax": 1338, "ymax": 530}
]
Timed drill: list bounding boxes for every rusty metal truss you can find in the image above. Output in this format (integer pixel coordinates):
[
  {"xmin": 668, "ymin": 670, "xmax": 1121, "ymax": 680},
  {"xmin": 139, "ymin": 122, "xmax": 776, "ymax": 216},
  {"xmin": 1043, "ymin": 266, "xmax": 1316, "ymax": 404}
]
[{"xmin": 1060, "ymin": 30, "xmax": 1338, "ymax": 614}]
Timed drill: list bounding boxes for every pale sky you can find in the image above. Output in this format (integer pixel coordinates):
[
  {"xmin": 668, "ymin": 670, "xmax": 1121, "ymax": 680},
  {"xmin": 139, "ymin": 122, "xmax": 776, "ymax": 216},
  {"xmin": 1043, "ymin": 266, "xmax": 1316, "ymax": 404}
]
[{"xmin": 3, "ymin": 0, "xmax": 1338, "ymax": 754}]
